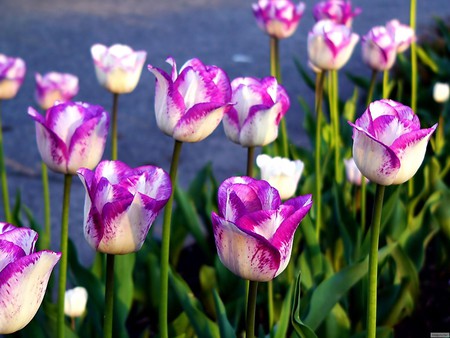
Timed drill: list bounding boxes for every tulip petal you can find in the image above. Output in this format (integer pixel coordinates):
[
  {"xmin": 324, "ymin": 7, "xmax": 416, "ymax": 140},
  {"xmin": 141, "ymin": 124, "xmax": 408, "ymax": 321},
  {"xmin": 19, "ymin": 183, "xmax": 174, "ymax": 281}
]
[
  {"xmin": 148, "ymin": 65, "xmax": 185, "ymax": 136},
  {"xmin": 0, "ymin": 240, "xmax": 26, "ymax": 272},
  {"xmin": 222, "ymin": 107, "xmax": 240, "ymax": 144},
  {"xmin": 350, "ymin": 123, "xmax": 401, "ymax": 185},
  {"xmin": 212, "ymin": 213, "xmax": 280, "ymax": 282},
  {"xmin": 389, "ymin": 124, "xmax": 437, "ymax": 184},
  {"xmin": 28, "ymin": 107, "xmax": 68, "ymax": 173},
  {"xmin": 239, "ymin": 102, "xmax": 283, "ymax": 147},
  {"xmin": 172, "ymin": 102, "xmax": 230, "ymax": 142},
  {"xmin": 0, "ymin": 222, "xmax": 16, "ymax": 235},
  {"xmin": 0, "ymin": 226, "xmax": 37, "ymax": 255},
  {"xmin": 67, "ymin": 110, "xmax": 109, "ymax": 174},
  {"xmin": 218, "ymin": 176, "xmax": 255, "ymax": 216},
  {"xmin": 0, "ymin": 251, "xmax": 60, "ymax": 334}
]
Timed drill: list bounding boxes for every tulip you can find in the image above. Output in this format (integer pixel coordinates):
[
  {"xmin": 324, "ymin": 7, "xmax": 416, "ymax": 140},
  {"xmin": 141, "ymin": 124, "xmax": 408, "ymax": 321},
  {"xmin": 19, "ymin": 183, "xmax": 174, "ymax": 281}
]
[
  {"xmin": 28, "ymin": 101, "xmax": 110, "ymax": 175},
  {"xmin": 223, "ymin": 76, "xmax": 289, "ymax": 147},
  {"xmin": 386, "ymin": 19, "xmax": 415, "ymax": 53},
  {"xmin": 433, "ymin": 82, "xmax": 449, "ymax": 103},
  {"xmin": 64, "ymin": 286, "xmax": 88, "ymax": 318},
  {"xmin": 313, "ymin": 0, "xmax": 361, "ymax": 27},
  {"xmin": 361, "ymin": 26, "xmax": 398, "ymax": 71},
  {"xmin": 308, "ymin": 20, "xmax": 359, "ymax": 71},
  {"xmin": 91, "ymin": 43, "xmax": 146, "ymax": 94},
  {"xmin": 148, "ymin": 57, "xmax": 232, "ymax": 142},
  {"xmin": 348, "ymin": 99, "xmax": 437, "ymax": 185},
  {"xmin": 0, "ymin": 223, "xmax": 60, "ymax": 334},
  {"xmin": 0, "ymin": 54, "xmax": 26, "ymax": 100},
  {"xmin": 78, "ymin": 160, "xmax": 171, "ymax": 255},
  {"xmin": 35, "ymin": 72, "xmax": 79, "ymax": 110},
  {"xmin": 256, "ymin": 154, "xmax": 304, "ymax": 199},
  {"xmin": 344, "ymin": 157, "xmax": 368, "ymax": 186},
  {"xmin": 252, "ymin": 0, "xmax": 306, "ymax": 39},
  {"xmin": 211, "ymin": 176, "xmax": 312, "ymax": 282}
]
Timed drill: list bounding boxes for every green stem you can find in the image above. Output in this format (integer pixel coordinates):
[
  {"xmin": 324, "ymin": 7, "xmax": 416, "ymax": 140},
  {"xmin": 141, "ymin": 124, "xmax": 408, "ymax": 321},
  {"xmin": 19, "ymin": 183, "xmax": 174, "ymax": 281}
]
[
  {"xmin": 42, "ymin": 162, "xmax": 51, "ymax": 249},
  {"xmin": 111, "ymin": 93, "xmax": 119, "ymax": 161},
  {"xmin": 361, "ymin": 178, "xmax": 367, "ymax": 235},
  {"xmin": 159, "ymin": 140, "xmax": 183, "ymax": 338},
  {"xmin": 246, "ymin": 281, "xmax": 258, "ymax": 338},
  {"xmin": 247, "ymin": 146, "xmax": 255, "ymax": 178},
  {"xmin": 382, "ymin": 70, "xmax": 389, "ymax": 99},
  {"xmin": 366, "ymin": 70, "xmax": 378, "ymax": 106},
  {"xmin": 267, "ymin": 280, "xmax": 274, "ymax": 333},
  {"xmin": 0, "ymin": 100, "xmax": 11, "ymax": 223},
  {"xmin": 409, "ymin": 0, "xmax": 417, "ymax": 199},
  {"xmin": 57, "ymin": 174, "xmax": 73, "ymax": 338},
  {"xmin": 330, "ymin": 70, "xmax": 342, "ymax": 183},
  {"xmin": 366, "ymin": 184, "xmax": 386, "ymax": 338},
  {"xmin": 104, "ymin": 254, "xmax": 115, "ymax": 338},
  {"xmin": 315, "ymin": 71, "xmax": 326, "ymax": 241}
]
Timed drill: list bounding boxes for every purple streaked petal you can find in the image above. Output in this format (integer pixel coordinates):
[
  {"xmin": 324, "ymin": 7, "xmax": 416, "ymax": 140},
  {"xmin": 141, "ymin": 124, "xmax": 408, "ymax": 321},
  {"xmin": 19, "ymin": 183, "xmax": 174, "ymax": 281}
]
[
  {"xmin": 148, "ymin": 64, "xmax": 185, "ymax": 136},
  {"xmin": 218, "ymin": 176, "xmax": 256, "ymax": 216},
  {"xmin": 28, "ymin": 107, "xmax": 69, "ymax": 173},
  {"xmin": 133, "ymin": 166, "xmax": 172, "ymax": 202},
  {"xmin": 67, "ymin": 111, "xmax": 109, "ymax": 174},
  {"xmin": 0, "ymin": 250, "xmax": 60, "ymax": 334},
  {"xmin": 94, "ymin": 160, "xmax": 132, "ymax": 185},
  {"xmin": 0, "ymin": 240, "xmax": 26, "ymax": 272},
  {"xmin": 225, "ymin": 185, "xmax": 262, "ymax": 222},
  {"xmin": 235, "ymin": 210, "xmax": 279, "ymax": 240},
  {"xmin": 247, "ymin": 179, "xmax": 281, "ymax": 210},
  {"xmin": 172, "ymin": 102, "xmax": 231, "ymax": 142},
  {"xmin": 222, "ymin": 107, "xmax": 240, "ymax": 144},
  {"xmin": 212, "ymin": 213, "xmax": 280, "ymax": 282},
  {"xmin": 389, "ymin": 124, "xmax": 437, "ymax": 184},
  {"xmin": 239, "ymin": 103, "xmax": 283, "ymax": 147},
  {"xmin": 0, "ymin": 227, "xmax": 37, "ymax": 255},
  {"xmin": 0, "ymin": 223, "xmax": 16, "ymax": 235},
  {"xmin": 350, "ymin": 123, "xmax": 401, "ymax": 185}
]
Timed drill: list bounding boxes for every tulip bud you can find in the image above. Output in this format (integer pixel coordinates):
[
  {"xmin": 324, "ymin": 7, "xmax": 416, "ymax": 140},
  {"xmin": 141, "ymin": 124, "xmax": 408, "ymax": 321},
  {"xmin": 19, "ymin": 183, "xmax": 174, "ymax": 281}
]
[
  {"xmin": 313, "ymin": 0, "xmax": 361, "ymax": 27},
  {"xmin": 35, "ymin": 72, "xmax": 79, "ymax": 110},
  {"xmin": 0, "ymin": 54, "xmax": 26, "ymax": 100},
  {"xmin": 433, "ymin": 82, "xmax": 449, "ymax": 103},
  {"xmin": 362, "ymin": 26, "xmax": 397, "ymax": 71},
  {"xmin": 64, "ymin": 287, "xmax": 88, "ymax": 318},
  {"xmin": 344, "ymin": 157, "xmax": 368, "ymax": 186}
]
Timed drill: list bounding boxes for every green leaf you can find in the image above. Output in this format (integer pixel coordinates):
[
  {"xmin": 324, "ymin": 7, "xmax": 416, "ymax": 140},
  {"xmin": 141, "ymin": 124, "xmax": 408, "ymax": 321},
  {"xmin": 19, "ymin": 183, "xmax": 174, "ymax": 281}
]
[
  {"xmin": 416, "ymin": 46, "xmax": 439, "ymax": 73},
  {"xmin": 294, "ymin": 58, "xmax": 316, "ymax": 90},
  {"xmin": 273, "ymin": 284, "xmax": 293, "ymax": 338},
  {"xmin": 291, "ymin": 273, "xmax": 318, "ymax": 338},
  {"xmin": 302, "ymin": 243, "xmax": 396, "ymax": 330},
  {"xmin": 350, "ymin": 327, "xmax": 394, "ymax": 338},
  {"xmin": 169, "ymin": 269, "xmax": 220, "ymax": 338},
  {"xmin": 212, "ymin": 289, "xmax": 237, "ymax": 338}
]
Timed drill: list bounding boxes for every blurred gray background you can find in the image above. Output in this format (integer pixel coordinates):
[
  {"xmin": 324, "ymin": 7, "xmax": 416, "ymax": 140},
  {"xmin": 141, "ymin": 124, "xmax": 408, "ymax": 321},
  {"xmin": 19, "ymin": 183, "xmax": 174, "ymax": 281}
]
[{"xmin": 0, "ymin": 0, "xmax": 448, "ymax": 264}]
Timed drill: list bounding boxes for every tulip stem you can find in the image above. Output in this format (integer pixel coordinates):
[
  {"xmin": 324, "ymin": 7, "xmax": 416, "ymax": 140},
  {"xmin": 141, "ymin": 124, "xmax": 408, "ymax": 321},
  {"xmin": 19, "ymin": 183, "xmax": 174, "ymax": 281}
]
[
  {"xmin": 247, "ymin": 146, "xmax": 255, "ymax": 177},
  {"xmin": 268, "ymin": 280, "xmax": 274, "ymax": 333},
  {"xmin": 366, "ymin": 70, "xmax": 378, "ymax": 107},
  {"xmin": 382, "ymin": 70, "xmax": 389, "ymax": 99},
  {"xmin": 366, "ymin": 184, "xmax": 385, "ymax": 338},
  {"xmin": 111, "ymin": 93, "xmax": 119, "ymax": 161},
  {"xmin": 330, "ymin": 70, "xmax": 342, "ymax": 183},
  {"xmin": 57, "ymin": 174, "xmax": 73, "ymax": 338},
  {"xmin": 246, "ymin": 280, "xmax": 258, "ymax": 338},
  {"xmin": 408, "ymin": 0, "xmax": 417, "ymax": 199},
  {"xmin": 315, "ymin": 71, "xmax": 326, "ymax": 241},
  {"xmin": 270, "ymin": 36, "xmax": 288, "ymax": 158},
  {"xmin": 104, "ymin": 254, "xmax": 115, "ymax": 338},
  {"xmin": 42, "ymin": 162, "xmax": 51, "ymax": 249},
  {"xmin": 159, "ymin": 140, "xmax": 183, "ymax": 338},
  {"xmin": 0, "ymin": 100, "xmax": 11, "ymax": 223}
]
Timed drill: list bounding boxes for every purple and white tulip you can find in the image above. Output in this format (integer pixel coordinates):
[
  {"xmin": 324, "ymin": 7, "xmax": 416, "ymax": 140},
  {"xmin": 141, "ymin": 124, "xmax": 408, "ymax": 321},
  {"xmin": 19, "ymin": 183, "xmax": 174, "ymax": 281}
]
[
  {"xmin": 78, "ymin": 160, "xmax": 172, "ymax": 255},
  {"xmin": 0, "ymin": 223, "xmax": 60, "ymax": 334},
  {"xmin": 348, "ymin": 99, "xmax": 437, "ymax": 185},
  {"xmin": 223, "ymin": 76, "xmax": 289, "ymax": 147},
  {"xmin": 211, "ymin": 177, "xmax": 312, "ymax": 282},
  {"xmin": 344, "ymin": 157, "xmax": 368, "ymax": 186},
  {"xmin": 308, "ymin": 20, "xmax": 359, "ymax": 71},
  {"xmin": 386, "ymin": 19, "xmax": 415, "ymax": 53},
  {"xmin": 256, "ymin": 154, "xmax": 304, "ymax": 200},
  {"xmin": 91, "ymin": 43, "xmax": 147, "ymax": 94},
  {"xmin": 0, "ymin": 54, "xmax": 26, "ymax": 100},
  {"xmin": 361, "ymin": 26, "xmax": 398, "ymax": 71},
  {"xmin": 252, "ymin": 0, "xmax": 306, "ymax": 39},
  {"xmin": 28, "ymin": 101, "xmax": 109, "ymax": 175},
  {"xmin": 35, "ymin": 72, "xmax": 79, "ymax": 110},
  {"xmin": 313, "ymin": 0, "xmax": 361, "ymax": 27},
  {"xmin": 148, "ymin": 57, "xmax": 232, "ymax": 142}
]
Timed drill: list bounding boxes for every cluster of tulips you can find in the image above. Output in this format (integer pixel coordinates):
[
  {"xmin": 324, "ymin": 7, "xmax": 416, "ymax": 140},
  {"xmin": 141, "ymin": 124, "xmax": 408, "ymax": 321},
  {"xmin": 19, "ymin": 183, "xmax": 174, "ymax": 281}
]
[{"xmin": 0, "ymin": 0, "xmax": 448, "ymax": 337}]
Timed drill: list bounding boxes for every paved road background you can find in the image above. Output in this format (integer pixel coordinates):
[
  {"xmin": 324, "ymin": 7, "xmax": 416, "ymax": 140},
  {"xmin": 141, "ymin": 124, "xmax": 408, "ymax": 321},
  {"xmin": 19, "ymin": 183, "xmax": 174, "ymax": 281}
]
[{"xmin": 0, "ymin": 0, "xmax": 448, "ymax": 264}]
